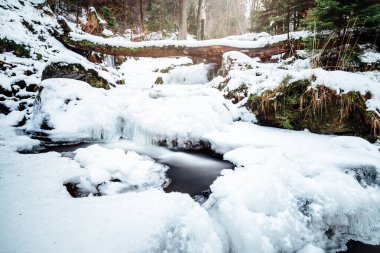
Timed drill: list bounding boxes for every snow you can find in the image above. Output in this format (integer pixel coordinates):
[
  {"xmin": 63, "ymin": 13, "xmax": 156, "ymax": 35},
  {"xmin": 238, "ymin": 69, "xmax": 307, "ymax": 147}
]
[
  {"xmin": 205, "ymin": 122, "xmax": 380, "ymax": 252},
  {"xmin": 361, "ymin": 49, "xmax": 380, "ymax": 64},
  {"xmin": 1, "ymin": 113, "xmax": 223, "ymax": 253},
  {"xmin": 212, "ymin": 51, "xmax": 380, "ymax": 116},
  {"xmin": 119, "ymin": 56, "xmax": 193, "ymax": 88},
  {"xmin": 69, "ymin": 30, "xmax": 311, "ymax": 49},
  {"xmin": 224, "ymin": 32, "xmax": 270, "ymax": 41},
  {"xmin": 26, "ymin": 78, "xmax": 244, "ymax": 147},
  {"xmin": 162, "ymin": 63, "xmax": 213, "ymax": 85},
  {"xmin": 0, "ymin": 112, "xmax": 40, "ymax": 152},
  {"xmin": 0, "ymin": 152, "xmax": 223, "ymax": 252},
  {"xmin": 1, "ymin": 1, "xmax": 380, "ymax": 252},
  {"xmin": 102, "ymin": 28, "xmax": 114, "ymax": 37},
  {"xmin": 69, "ymin": 144, "xmax": 169, "ymax": 195},
  {"xmin": 0, "ymin": 0, "xmax": 119, "ymax": 94}
]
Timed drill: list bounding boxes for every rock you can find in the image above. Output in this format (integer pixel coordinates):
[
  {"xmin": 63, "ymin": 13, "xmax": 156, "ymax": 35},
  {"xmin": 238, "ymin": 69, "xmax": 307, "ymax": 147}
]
[
  {"xmin": 26, "ymin": 84, "xmax": 38, "ymax": 92},
  {"xmin": 0, "ymin": 103, "xmax": 11, "ymax": 115},
  {"xmin": 12, "ymin": 80, "xmax": 27, "ymax": 90},
  {"xmin": 154, "ymin": 77, "xmax": 164, "ymax": 85},
  {"xmin": 41, "ymin": 62, "xmax": 110, "ymax": 89},
  {"xmin": 18, "ymin": 101, "xmax": 27, "ymax": 111},
  {"xmin": 248, "ymin": 78, "xmax": 378, "ymax": 141},
  {"xmin": 0, "ymin": 86, "xmax": 12, "ymax": 97},
  {"xmin": 81, "ymin": 7, "xmax": 107, "ymax": 36},
  {"xmin": 24, "ymin": 69, "xmax": 34, "ymax": 76},
  {"xmin": 116, "ymin": 79, "xmax": 125, "ymax": 85}
]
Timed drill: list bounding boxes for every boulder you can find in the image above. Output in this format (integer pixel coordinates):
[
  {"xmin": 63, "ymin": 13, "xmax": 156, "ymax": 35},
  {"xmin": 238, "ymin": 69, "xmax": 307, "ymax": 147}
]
[
  {"xmin": 41, "ymin": 62, "xmax": 110, "ymax": 89},
  {"xmin": 248, "ymin": 78, "xmax": 379, "ymax": 141},
  {"xmin": 81, "ymin": 7, "xmax": 107, "ymax": 36}
]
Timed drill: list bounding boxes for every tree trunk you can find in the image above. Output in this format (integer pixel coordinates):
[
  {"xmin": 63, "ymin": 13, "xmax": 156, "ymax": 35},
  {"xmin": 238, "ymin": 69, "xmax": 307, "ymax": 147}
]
[
  {"xmin": 196, "ymin": 0, "xmax": 203, "ymax": 40},
  {"xmin": 76, "ymin": 0, "xmax": 80, "ymax": 27},
  {"xmin": 179, "ymin": 0, "xmax": 187, "ymax": 40},
  {"xmin": 56, "ymin": 18, "xmax": 302, "ymax": 63},
  {"xmin": 139, "ymin": 0, "xmax": 144, "ymax": 33},
  {"xmin": 201, "ymin": 18, "xmax": 205, "ymax": 40},
  {"xmin": 63, "ymin": 39, "xmax": 292, "ymax": 63}
]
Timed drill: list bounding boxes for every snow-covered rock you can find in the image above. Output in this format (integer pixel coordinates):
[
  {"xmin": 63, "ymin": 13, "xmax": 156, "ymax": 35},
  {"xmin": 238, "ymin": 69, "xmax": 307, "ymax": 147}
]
[
  {"xmin": 26, "ymin": 78, "xmax": 248, "ymax": 148},
  {"xmin": 66, "ymin": 144, "xmax": 169, "ymax": 196},
  {"xmin": 205, "ymin": 122, "xmax": 380, "ymax": 252}
]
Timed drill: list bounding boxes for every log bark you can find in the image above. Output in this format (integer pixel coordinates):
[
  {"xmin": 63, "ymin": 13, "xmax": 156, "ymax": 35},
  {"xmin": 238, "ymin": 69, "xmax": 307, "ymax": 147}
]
[{"xmin": 57, "ymin": 18, "xmax": 302, "ymax": 63}]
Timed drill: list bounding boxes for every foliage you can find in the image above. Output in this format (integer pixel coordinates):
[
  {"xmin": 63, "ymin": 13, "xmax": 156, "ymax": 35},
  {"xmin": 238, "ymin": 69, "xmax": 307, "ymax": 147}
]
[
  {"xmin": 251, "ymin": 0, "xmax": 315, "ymax": 35},
  {"xmin": 307, "ymin": 0, "xmax": 380, "ymax": 47},
  {"xmin": 0, "ymin": 38, "xmax": 30, "ymax": 58},
  {"xmin": 99, "ymin": 6, "xmax": 116, "ymax": 28},
  {"xmin": 147, "ymin": 0, "xmax": 178, "ymax": 32}
]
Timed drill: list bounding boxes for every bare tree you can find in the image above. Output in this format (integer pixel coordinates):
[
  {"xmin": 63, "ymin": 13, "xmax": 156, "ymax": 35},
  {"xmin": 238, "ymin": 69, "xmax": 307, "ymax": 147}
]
[
  {"xmin": 179, "ymin": 0, "xmax": 187, "ymax": 40},
  {"xmin": 139, "ymin": 0, "xmax": 144, "ymax": 33},
  {"xmin": 196, "ymin": 0, "xmax": 203, "ymax": 39}
]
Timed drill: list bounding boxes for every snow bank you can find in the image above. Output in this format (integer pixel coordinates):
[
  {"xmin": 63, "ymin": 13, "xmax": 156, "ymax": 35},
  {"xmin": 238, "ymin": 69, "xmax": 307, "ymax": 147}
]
[
  {"xmin": 68, "ymin": 144, "xmax": 169, "ymax": 195},
  {"xmin": 0, "ymin": 112, "xmax": 40, "ymax": 152},
  {"xmin": 0, "ymin": 148, "xmax": 223, "ymax": 253},
  {"xmin": 205, "ymin": 122, "xmax": 380, "ymax": 252}
]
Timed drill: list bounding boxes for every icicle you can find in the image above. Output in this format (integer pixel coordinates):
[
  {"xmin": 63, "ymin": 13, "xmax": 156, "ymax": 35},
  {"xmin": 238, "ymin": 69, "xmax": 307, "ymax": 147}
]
[{"xmin": 106, "ymin": 55, "xmax": 115, "ymax": 69}]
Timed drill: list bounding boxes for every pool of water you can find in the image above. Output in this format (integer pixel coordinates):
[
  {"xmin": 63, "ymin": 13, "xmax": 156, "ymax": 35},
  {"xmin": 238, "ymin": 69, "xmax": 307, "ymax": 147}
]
[{"xmin": 338, "ymin": 241, "xmax": 380, "ymax": 253}]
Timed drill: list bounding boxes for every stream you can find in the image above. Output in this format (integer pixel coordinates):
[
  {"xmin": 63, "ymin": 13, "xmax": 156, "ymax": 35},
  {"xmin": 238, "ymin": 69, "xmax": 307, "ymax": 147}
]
[{"xmin": 23, "ymin": 139, "xmax": 380, "ymax": 253}]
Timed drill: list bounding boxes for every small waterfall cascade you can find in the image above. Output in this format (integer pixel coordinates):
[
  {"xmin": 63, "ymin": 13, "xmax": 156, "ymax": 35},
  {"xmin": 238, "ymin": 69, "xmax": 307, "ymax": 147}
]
[{"xmin": 106, "ymin": 55, "xmax": 115, "ymax": 68}]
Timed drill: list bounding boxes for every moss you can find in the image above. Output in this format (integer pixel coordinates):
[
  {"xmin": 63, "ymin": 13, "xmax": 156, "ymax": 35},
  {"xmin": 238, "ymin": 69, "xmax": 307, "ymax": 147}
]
[
  {"xmin": 35, "ymin": 53, "xmax": 43, "ymax": 60},
  {"xmin": 248, "ymin": 78, "xmax": 377, "ymax": 141},
  {"xmin": 0, "ymin": 38, "xmax": 30, "ymax": 58},
  {"xmin": 276, "ymin": 114, "xmax": 294, "ymax": 130},
  {"xmin": 226, "ymin": 84, "xmax": 248, "ymax": 104},
  {"xmin": 160, "ymin": 66, "xmax": 175, "ymax": 73},
  {"xmin": 42, "ymin": 62, "xmax": 109, "ymax": 89},
  {"xmin": 154, "ymin": 77, "xmax": 164, "ymax": 85}
]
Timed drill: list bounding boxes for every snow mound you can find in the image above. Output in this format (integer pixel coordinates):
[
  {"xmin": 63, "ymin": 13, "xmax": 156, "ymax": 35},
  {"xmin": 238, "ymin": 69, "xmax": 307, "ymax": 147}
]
[
  {"xmin": 205, "ymin": 122, "xmax": 380, "ymax": 252},
  {"xmin": 0, "ymin": 112, "xmax": 40, "ymax": 152},
  {"xmin": 119, "ymin": 57, "xmax": 193, "ymax": 88},
  {"xmin": 360, "ymin": 49, "xmax": 380, "ymax": 64},
  {"xmin": 163, "ymin": 63, "xmax": 213, "ymax": 85},
  {"xmin": 67, "ymin": 144, "xmax": 169, "ymax": 196},
  {"xmin": 27, "ymin": 78, "xmax": 244, "ymax": 148}
]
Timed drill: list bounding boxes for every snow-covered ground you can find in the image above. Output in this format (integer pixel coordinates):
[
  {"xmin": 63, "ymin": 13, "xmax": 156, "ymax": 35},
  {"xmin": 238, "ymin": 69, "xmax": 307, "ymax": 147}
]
[{"xmin": 1, "ymin": 1, "xmax": 380, "ymax": 253}]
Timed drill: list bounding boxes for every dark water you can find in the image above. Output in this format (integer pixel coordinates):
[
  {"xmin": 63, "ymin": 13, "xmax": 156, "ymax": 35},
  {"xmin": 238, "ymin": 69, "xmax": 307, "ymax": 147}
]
[
  {"xmin": 338, "ymin": 241, "xmax": 380, "ymax": 253},
  {"xmin": 157, "ymin": 150, "xmax": 233, "ymax": 196}
]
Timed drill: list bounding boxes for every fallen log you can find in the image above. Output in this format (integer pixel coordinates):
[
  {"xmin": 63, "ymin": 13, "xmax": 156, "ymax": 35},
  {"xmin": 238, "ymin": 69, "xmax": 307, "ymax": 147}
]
[{"xmin": 57, "ymin": 18, "xmax": 304, "ymax": 63}]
